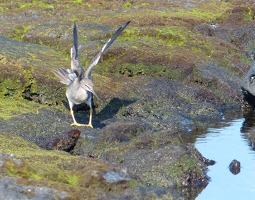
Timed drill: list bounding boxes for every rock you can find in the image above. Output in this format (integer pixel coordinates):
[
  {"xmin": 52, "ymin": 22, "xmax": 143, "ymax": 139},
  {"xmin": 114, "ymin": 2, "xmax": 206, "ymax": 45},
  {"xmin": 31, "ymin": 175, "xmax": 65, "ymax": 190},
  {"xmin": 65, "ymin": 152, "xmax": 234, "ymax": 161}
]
[
  {"xmin": 0, "ymin": 1, "xmax": 255, "ymax": 199},
  {"xmin": 201, "ymin": 156, "xmax": 216, "ymax": 166},
  {"xmin": 241, "ymin": 61, "xmax": 255, "ymax": 108},
  {"xmin": 229, "ymin": 159, "xmax": 241, "ymax": 175},
  {"xmin": 36, "ymin": 129, "xmax": 81, "ymax": 152},
  {"xmin": 0, "ymin": 177, "xmax": 68, "ymax": 200},
  {"xmin": 0, "ymin": 36, "xmax": 67, "ymax": 106},
  {"xmin": 102, "ymin": 170, "xmax": 131, "ymax": 183},
  {"xmin": 74, "ymin": 129, "xmax": 210, "ymax": 189}
]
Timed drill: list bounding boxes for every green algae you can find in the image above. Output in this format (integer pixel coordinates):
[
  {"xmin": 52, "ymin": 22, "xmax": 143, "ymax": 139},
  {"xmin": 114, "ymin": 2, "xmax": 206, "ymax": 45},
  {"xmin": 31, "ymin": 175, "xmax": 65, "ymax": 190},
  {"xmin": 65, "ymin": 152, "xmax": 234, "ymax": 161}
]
[
  {"xmin": 115, "ymin": 63, "xmax": 184, "ymax": 81},
  {"xmin": 13, "ymin": 25, "xmax": 31, "ymax": 42},
  {"xmin": 165, "ymin": 154, "xmax": 205, "ymax": 187},
  {"xmin": 123, "ymin": 2, "xmax": 132, "ymax": 9},
  {"xmin": 0, "ymin": 133, "xmax": 106, "ymax": 187},
  {"xmin": 173, "ymin": 2, "xmax": 232, "ymax": 22},
  {"xmin": 0, "ymin": 98, "xmax": 46, "ymax": 120},
  {"xmin": 0, "ymin": 34, "xmax": 69, "ymax": 112},
  {"xmin": 157, "ymin": 27, "xmax": 188, "ymax": 46},
  {"xmin": 243, "ymin": 7, "xmax": 254, "ymax": 21},
  {"xmin": 18, "ymin": 1, "xmax": 54, "ymax": 10},
  {"xmin": 72, "ymin": 0, "xmax": 83, "ymax": 3},
  {"xmin": 0, "ymin": 132, "xmax": 142, "ymax": 198},
  {"xmin": 76, "ymin": 128, "xmax": 207, "ymax": 189},
  {"xmin": 0, "ymin": 63, "xmax": 36, "ymax": 99}
]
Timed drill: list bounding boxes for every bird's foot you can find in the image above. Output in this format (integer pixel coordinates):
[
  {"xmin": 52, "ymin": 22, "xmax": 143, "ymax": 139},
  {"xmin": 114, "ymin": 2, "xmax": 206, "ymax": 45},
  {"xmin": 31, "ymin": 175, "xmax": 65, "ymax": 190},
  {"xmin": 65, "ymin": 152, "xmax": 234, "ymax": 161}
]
[
  {"xmin": 85, "ymin": 123, "xmax": 93, "ymax": 128},
  {"xmin": 71, "ymin": 122, "xmax": 86, "ymax": 127},
  {"xmin": 71, "ymin": 122, "xmax": 93, "ymax": 128}
]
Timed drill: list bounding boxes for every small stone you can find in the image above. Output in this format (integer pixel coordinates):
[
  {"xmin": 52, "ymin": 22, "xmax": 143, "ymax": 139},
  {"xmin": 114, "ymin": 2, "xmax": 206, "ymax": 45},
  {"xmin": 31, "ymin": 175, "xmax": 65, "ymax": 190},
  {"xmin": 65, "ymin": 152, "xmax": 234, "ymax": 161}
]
[
  {"xmin": 102, "ymin": 170, "xmax": 131, "ymax": 183},
  {"xmin": 229, "ymin": 159, "xmax": 241, "ymax": 175}
]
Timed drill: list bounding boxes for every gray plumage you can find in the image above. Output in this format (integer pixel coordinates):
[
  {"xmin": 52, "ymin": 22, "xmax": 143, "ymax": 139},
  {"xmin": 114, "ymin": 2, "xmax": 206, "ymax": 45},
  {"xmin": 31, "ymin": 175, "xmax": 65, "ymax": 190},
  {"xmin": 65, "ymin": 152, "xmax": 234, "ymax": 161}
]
[{"xmin": 53, "ymin": 21, "xmax": 130, "ymax": 127}]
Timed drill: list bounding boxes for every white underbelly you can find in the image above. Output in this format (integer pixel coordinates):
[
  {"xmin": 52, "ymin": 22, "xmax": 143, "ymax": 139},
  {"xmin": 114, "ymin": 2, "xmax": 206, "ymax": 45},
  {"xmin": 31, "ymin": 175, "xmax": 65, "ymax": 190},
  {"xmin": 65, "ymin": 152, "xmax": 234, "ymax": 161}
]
[{"xmin": 66, "ymin": 86, "xmax": 91, "ymax": 105}]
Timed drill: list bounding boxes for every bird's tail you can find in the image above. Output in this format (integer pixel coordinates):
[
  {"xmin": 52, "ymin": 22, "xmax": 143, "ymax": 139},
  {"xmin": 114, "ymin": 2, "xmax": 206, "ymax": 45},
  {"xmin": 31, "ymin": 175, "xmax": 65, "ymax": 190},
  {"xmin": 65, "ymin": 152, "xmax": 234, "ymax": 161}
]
[{"xmin": 53, "ymin": 68, "xmax": 76, "ymax": 85}]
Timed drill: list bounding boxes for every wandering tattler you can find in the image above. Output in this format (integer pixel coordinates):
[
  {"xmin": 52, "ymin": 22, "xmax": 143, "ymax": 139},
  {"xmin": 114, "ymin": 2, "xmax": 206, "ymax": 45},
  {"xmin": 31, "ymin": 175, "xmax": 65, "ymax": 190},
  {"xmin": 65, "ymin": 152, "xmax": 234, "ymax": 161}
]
[{"xmin": 53, "ymin": 21, "xmax": 130, "ymax": 127}]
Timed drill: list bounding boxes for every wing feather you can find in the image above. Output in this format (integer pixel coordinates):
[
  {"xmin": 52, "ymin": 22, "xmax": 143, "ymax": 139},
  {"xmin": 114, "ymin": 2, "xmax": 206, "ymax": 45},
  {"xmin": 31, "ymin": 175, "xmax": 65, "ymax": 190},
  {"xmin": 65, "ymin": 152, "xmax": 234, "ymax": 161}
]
[
  {"xmin": 71, "ymin": 22, "xmax": 84, "ymax": 77},
  {"xmin": 53, "ymin": 68, "xmax": 76, "ymax": 85},
  {"xmin": 84, "ymin": 21, "xmax": 130, "ymax": 79}
]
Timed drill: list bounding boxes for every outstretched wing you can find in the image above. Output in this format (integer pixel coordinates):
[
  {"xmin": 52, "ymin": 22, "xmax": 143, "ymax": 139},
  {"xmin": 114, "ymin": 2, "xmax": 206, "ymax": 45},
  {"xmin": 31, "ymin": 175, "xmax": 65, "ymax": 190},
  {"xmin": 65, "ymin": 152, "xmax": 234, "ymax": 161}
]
[
  {"xmin": 84, "ymin": 21, "xmax": 131, "ymax": 79},
  {"xmin": 71, "ymin": 22, "xmax": 84, "ymax": 77}
]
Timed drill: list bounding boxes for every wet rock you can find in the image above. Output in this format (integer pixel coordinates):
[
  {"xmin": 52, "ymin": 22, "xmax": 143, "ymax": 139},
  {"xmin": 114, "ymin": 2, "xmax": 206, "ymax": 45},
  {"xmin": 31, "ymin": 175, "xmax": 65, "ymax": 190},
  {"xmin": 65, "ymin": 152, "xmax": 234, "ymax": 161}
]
[
  {"xmin": 106, "ymin": 186, "xmax": 187, "ymax": 200},
  {"xmin": 201, "ymin": 157, "xmax": 216, "ymax": 166},
  {"xmin": 241, "ymin": 88, "xmax": 255, "ymax": 109},
  {"xmin": 241, "ymin": 61, "xmax": 255, "ymax": 108},
  {"xmin": 229, "ymin": 159, "xmax": 241, "ymax": 175}
]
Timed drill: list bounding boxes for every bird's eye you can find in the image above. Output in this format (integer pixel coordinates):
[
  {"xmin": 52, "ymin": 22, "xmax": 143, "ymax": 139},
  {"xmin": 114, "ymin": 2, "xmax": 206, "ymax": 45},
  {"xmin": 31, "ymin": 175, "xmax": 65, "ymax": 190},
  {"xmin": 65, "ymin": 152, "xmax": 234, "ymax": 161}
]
[{"xmin": 250, "ymin": 75, "xmax": 255, "ymax": 83}]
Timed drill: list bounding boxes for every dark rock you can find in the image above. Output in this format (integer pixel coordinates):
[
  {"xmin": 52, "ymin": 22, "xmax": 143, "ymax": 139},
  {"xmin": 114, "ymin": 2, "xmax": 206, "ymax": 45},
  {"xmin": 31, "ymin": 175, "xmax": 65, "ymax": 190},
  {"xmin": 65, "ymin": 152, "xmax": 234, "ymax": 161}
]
[
  {"xmin": 101, "ymin": 121, "xmax": 148, "ymax": 143},
  {"xmin": 36, "ymin": 129, "xmax": 81, "ymax": 152},
  {"xmin": 194, "ymin": 23, "xmax": 232, "ymax": 43},
  {"xmin": 76, "ymin": 130, "xmax": 210, "ymax": 189},
  {"xmin": 241, "ymin": 87, "xmax": 255, "ymax": 109},
  {"xmin": 106, "ymin": 186, "xmax": 187, "ymax": 200},
  {"xmin": 201, "ymin": 157, "xmax": 216, "ymax": 166},
  {"xmin": 241, "ymin": 58, "xmax": 255, "ymax": 109},
  {"xmin": 229, "ymin": 159, "xmax": 241, "ymax": 175},
  {"xmin": 241, "ymin": 61, "xmax": 255, "ymax": 108}
]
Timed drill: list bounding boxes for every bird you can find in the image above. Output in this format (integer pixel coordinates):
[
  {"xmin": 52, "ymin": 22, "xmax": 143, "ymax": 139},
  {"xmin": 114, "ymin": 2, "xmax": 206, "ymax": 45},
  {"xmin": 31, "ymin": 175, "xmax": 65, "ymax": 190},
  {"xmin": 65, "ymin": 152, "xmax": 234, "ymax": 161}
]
[{"xmin": 53, "ymin": 21, "xmax": 130, "ymax": 128}]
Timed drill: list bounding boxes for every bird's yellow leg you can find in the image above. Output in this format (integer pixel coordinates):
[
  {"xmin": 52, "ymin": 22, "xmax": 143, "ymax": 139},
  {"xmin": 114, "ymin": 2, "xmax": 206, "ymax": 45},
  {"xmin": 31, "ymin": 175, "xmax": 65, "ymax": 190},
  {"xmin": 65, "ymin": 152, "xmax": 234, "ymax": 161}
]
[
  {"xmin": 85, "ymin": 108, "xmax": 93, "ymax": 128},
  {"xmin": 70, "ymin": 108, "xmax": 86, "ymax": 127}
]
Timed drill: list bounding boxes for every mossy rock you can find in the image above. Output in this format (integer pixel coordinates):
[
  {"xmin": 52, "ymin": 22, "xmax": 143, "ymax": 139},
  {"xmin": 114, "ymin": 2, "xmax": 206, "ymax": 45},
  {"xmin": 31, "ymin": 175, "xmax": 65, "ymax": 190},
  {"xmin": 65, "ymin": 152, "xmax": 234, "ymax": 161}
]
[{"xmin": 0, "ymin": 132, "xmax": 141, "ymax": 199}]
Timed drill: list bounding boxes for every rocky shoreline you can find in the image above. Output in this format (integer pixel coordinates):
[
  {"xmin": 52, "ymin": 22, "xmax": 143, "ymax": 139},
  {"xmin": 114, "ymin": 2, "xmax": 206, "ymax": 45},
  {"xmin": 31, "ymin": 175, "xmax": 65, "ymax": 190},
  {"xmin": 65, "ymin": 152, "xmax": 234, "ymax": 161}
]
[{"xmin": 0, "ymin": 1, "xmax": 254, "ymax": 199}]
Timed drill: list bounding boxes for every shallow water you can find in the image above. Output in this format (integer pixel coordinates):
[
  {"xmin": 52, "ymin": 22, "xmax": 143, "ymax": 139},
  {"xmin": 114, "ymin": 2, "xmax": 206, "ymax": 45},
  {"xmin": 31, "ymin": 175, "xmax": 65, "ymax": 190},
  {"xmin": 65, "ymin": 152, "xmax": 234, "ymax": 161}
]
[{"xmin": 195, "ymin": 118, "xmax": 255, "ymax": 200}]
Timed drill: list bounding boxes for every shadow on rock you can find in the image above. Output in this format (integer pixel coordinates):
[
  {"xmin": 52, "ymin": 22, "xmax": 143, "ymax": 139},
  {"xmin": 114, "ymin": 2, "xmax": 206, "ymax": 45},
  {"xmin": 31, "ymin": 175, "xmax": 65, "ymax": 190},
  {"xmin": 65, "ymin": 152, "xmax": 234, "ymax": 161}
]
[
  {"xmin": 96, "ymin": 97, "xmax": 136, "ymax": 120},
  {"xmin": 60, "ymin": 97, "xmax": 136, "ymax": 129}
]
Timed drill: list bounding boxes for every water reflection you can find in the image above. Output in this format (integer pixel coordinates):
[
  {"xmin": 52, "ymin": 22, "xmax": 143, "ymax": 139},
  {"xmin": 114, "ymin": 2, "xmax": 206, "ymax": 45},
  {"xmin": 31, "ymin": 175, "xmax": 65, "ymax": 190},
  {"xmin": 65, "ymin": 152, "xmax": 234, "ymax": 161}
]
[
  {"xmin": 195, "ymin": 113, "xmax": 255, "ymax": 200},
  {"xmin": 241, "ymin": 110, "xmax": 255, "ymax": 150}
]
